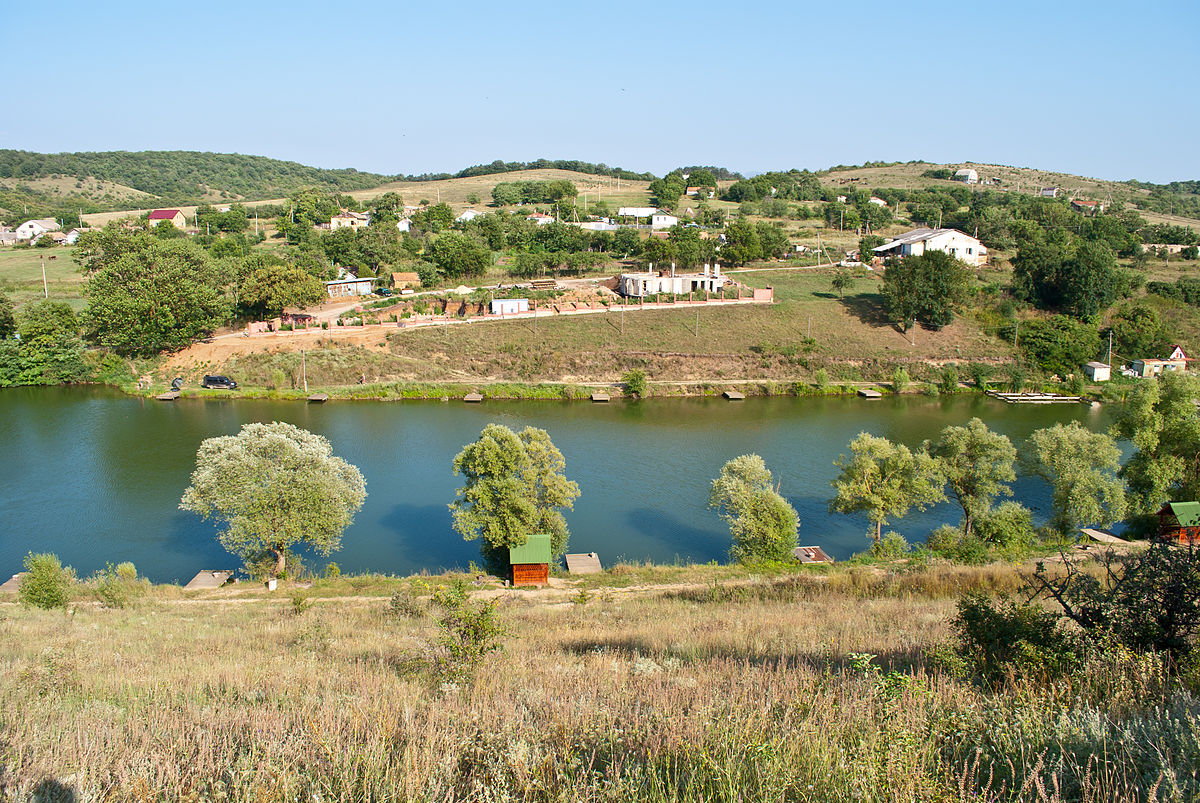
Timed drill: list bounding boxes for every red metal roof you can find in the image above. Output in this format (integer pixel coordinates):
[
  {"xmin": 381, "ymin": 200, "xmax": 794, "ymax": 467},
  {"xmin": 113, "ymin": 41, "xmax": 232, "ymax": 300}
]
[{"xmin": 148, "ymin": 209, "xmax": 182, "ymax": 220}]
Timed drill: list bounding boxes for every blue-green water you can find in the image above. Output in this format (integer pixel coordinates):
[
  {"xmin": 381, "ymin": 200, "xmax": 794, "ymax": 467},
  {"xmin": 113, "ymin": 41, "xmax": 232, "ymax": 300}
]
[{"xmin": 0, "ymin": 387, "xmax": 1115, "ymax": 583}]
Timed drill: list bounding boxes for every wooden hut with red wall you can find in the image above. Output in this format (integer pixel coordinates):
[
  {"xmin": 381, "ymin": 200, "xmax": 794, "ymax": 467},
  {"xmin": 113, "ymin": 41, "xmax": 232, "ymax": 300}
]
[
  {"xmin": 508, "ymin": 533, "xmax": 551, "ymax": 587},
  {"xmin": 1157, "ymin": 502, "xmax": 1200, "ymax": 543}
]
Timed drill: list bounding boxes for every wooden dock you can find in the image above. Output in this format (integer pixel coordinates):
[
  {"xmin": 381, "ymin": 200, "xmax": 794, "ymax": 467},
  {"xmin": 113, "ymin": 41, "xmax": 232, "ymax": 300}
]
[
  {"xmin": 986, "ymin": 390, "xmax": 1083, "ymax": 404},
  {"xmin": 723, "ymin": 390, "xmax": 746, "ymax": 400},
  {"xmin": 590, "ymin": 392, "xmax": 610, "ymax": 402},
  {"xmin": 463, "ymin": 392, "xmax": 484, "ymax": 403},
  {"xmin": 307, "ymin": 393, "xmax": 329, "ymax": 403},
  {"xmin": 155, "ymin": 390, "xmax": 181, "ymax": 401},
  {"xmin": 857, "ymin": 388, "xmax": 883, "ymax": 399}
]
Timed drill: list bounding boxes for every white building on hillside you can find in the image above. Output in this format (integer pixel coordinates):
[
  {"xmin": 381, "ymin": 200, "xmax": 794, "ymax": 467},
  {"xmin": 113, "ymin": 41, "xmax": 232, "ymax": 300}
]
[
  {"xmin": 953, "ymin": 168, "xmax": 978, "ymax": 184},
  {"xmin": 617, "ymin": 207, "xmax": 657, "ymax": 219},
  {"xmin": 14, "ymin": 218, "xmax": 60, "ymax": 240},
  {"xmin": 455, "ymin": 209, "xmax": 482, "ymax": 223},
  {"xmin": 330, "ymin": 211, "xmax": 370, "ymax": 231},
  {"xmin": 324, "ymin": 276, "xmax": 375, "ymax": 298},
  {"xmin": 873, "ymin": 227, "xmax": 988, "ymax": 267},
  {"xmin": 619, "ymin": 264, "xmax": 729, "ymax": 297},
  {"xmin": 396, "ymin": 218, "xmax": 411, "ymax": 233},
  {"xmin": 651, "ymin": 211, "xmax": 679, "ymax": 229}
]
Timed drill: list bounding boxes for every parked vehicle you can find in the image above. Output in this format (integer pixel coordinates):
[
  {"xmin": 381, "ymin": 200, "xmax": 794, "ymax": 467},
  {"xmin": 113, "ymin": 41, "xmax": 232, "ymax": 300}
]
[
  {"xmin": 201, "ymin": 375, "xmax": 238, "ymax": 390},
  {"xmin": 375, "ymin": 287, "xmax": 393, "ymax": 296}
]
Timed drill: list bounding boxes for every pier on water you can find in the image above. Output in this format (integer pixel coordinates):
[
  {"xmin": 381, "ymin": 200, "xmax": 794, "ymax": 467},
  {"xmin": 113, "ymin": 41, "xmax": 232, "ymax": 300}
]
[{"xmin": 985, "ymin": 390, "xmax": 1084, "ymax": 404}]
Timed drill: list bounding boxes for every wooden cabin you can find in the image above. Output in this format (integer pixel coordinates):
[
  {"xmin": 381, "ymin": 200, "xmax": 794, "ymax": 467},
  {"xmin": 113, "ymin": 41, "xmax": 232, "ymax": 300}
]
[
  {"xmin": 508, "ymin": 533, "xmax": 552, "ymax": 587},
  {"xmin": 1157, "ymin": 502, "xmax": 1200, "ymax": 543}
]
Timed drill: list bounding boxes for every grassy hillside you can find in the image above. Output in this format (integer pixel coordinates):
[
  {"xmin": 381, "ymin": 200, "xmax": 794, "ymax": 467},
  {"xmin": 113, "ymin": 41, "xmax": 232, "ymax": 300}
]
[{"xmin": 1, "ymin": 559, "xmax": 1193, "ymax": 801}]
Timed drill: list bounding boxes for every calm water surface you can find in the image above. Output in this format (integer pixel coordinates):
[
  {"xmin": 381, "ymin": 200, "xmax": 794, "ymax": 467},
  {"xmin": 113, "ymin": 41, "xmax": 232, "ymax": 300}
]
[{"xmin": 0, "ymin": 387, "xmax": 1115, "ymax": 582}]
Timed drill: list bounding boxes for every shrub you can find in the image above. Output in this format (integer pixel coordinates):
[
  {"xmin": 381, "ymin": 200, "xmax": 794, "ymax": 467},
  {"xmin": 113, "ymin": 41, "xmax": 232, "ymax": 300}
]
[
  {"xmin": 939, "ymin": 365, "xmax": 959, "ymax": 394},
  {"xmin": 813, "ymin": 368, "xmax": 829, "ymax": 391},
  {"xmin": 385, "ymin": 588, "xmax": 426, "ymax": 620},
  {"xmin": 968, "ymin": 363, "xmax": 992, "ymax": 390},
  {"xmin": 431, "ymin": 579, "xmax": 505, "ymax": 682},
  {"xmin": 975, "ymin": 502, "xmax": 1035, "ymax": 549},
  {"xmin": 18, "ymin": 552, "xmax": 74, "ymax": 609},
  {"xmin": 324, "ymin": 561, "xmax": 341, "ymax": 578},
  {"xmin": 870, "ymin": 531, "xmax": 911, "ymax": 559},
  {"xmin": 622, "ymin": 369, "xmax": 648, "ymax": 398},
  {"xmin": 92, "ymin": 562, "xmax": 145, "ymax": 609},
  {"xmin": 115, "ymin": 561, "xmax": 138, "ymax": 582},
  {"xmin": 927, "ymin": 525, "xmax": 960, "ymax": 555},
  {"xmin": 891, "ymin": 367, "xmax": 910, "ymax": 394},
  {"xmin": 291, "ymin": 593, "xmax": 313, "ymax": 616},
  {"xmin": 952, "ymin": 594, "xmax": 1080, "ymax": 683}
]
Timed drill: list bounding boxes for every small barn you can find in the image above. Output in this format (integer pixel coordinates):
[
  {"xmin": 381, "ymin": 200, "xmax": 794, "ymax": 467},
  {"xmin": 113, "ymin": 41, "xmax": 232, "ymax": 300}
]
[
  {"xmin": 1084, "ymin": 361, "xmax": 1111, "ymax": 382},
  {"xmin": 1157, "ymin": 502, "xmax": 1200, "ymax": 543},
  {"xmin": 509, "ymin": 533, "xmax": 552, "ymax": 587}
]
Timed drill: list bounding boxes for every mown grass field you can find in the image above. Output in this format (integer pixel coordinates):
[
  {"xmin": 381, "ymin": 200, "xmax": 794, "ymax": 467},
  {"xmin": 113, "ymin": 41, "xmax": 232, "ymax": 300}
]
[
  {"xmin": 2, "ymin": 559, "xmax": 1194, "ymax": 801},
  {"xmin": 0, "ymin": 247, "xmax": 85, "ymax": 309},
  {"xmin": 211, "ymin": 268, "xmax": 1012, "ymax": 389}
]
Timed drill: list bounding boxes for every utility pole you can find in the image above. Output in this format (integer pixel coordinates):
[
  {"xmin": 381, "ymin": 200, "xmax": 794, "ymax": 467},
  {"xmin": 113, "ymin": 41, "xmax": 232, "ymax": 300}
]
[
  {"xmin": 40, "ymin": 256, "xmax": 48, "ymax": 298},
  {"xmin": 301, "ymin": 350, "xmax": 308, "ymax": 393},
  {"xmin": 694, "ymin": 307, "xmax": 699, "ymax": 337},
  {"xmin": 1107, "ymin": 330, "xmax": 1113, "ymax": 367}
]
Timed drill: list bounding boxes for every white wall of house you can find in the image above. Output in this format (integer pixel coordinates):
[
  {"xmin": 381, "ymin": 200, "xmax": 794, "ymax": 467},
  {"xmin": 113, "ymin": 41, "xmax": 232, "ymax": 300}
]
[
  {"xmin": 324, "ymin": 278, "xmax": 374, "ymax": 298},
  {"xmin": 651, "ymin": 213, "xmax": 679, "ymax": 229},
  {"xmin": 14, "ymin": 218, "xmax": 59, "ymax": 240}
]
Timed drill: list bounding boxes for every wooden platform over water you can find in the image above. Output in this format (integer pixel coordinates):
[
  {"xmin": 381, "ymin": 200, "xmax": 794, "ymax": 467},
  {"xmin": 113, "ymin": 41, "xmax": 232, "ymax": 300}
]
[
  {"xmin": 463, "ymin": 392, "xmax": 484, "ymax": 403},
  {"xmin": 723, "ymin": 390, "xmax": 746, "ymax": 400},
  {"xmin": 986, "ymin": 390, "xmax": 1083, "ymax": 404},
  {"xmin": 857, "ymin": 388, "xmax": 883, "ymax": 399},
  {"xmin": 590, "ymin": 392, "xmax": 610, "ymax": 402},
  {"xmin": 155, "ymin": 390, "xmax": 181, "ymax": 401},
  {"xmin": 307, "ymin": 393, "xmax": 329, "ymax": 403}
]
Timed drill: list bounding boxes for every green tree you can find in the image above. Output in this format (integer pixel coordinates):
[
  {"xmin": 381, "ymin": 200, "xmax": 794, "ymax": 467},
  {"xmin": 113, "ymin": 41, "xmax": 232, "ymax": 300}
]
[
  {"xmin": 180, "ymin": 422, "xmax": 367, "ymax": 577},
  {"xmin": 0, "ymin": 290, "xmax": 13, "ymax": 338},
  {"xmin": 18, "ymin": 552, "xmax": 74, "ymax": 609},
  {"xmin": 613, "ymin": 228, "xmax": 642, "ymax": 258},
  {"xmin": 449, "ymin": 424, "xmax": 581, "ymax": 576},
  {"xmin": 428, "ymin": 233, "xmax": 490, "ymax": 279},
  {"xmin": 0, "ymin": 300, "xmax": 88, "ymax": 387},
  {"xmin": 83, "ymin": 237, "xmax": 230, "ymax": 356},
  {"xmin": 1110, "ymin": 372, "xmax": 1200, "ymax": 515},
  {"xmin": 928, "ymin": 418, "xmax": 1017, "ymax": 538},
  {"xmin": 829, "ymin": 433, "xmax": 945, "ymax": 543},
  {"xmin": 831, "ymin": 271, "xmax": 854, "ymax": 298},
  {"xmin": 1023, "ymin": 422, "xmax": 1126, "ymax": 533},
  {"xmin": 640, "ymin": 237, "xmax": 676, "ymax": 269},
  {"xmin": 1013, "ymin": 240, "xmax": 1131, "ymax": 320},
  {"xmin": 1109, "ymin": 302, "xmax": 1167, "ymax": 359},
  {"xmin": 882, "ymin": 250, "xmax": 971, "ymax": 331},
  {"xmin": 239, "ymin": 263, "xmax": 326, "ymax": 317},
  {"xmin": 1013, "ymin": 315, "xmax": 1102, "ymax": 375},
  {"xmin": 722, "ymin": 219, "xmax": 763, "ymax": 265},
  {"xmin": 709, "ymin": 454, "xmax": 800, "ymax": 563}
]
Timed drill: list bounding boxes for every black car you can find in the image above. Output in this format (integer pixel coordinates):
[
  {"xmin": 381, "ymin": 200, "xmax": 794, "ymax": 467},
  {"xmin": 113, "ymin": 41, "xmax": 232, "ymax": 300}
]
[{"xmin": 202, "ymin": 375, "xmax": 238, "ymax": 390}]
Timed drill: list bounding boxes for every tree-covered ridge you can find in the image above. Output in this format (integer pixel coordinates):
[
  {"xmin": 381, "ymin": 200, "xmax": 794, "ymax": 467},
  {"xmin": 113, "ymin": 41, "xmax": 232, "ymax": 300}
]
[
  {"xmin": 449, "ymin": 159, "xmax": 656, "ymax": 182},
  {"xmin": 0, "ymin": 150, "xmax": 398, "ymax": 203},
  {"xmin": 1125, "ymin": 178, "xmax": 1200, "ymax": 219}
]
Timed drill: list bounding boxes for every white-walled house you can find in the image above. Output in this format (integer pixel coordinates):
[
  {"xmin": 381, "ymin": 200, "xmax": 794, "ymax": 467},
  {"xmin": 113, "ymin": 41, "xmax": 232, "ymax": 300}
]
[
  {"xmin": 873, "ymin": 227, "xmax": 988, "ymax": 267},
  {"xmin": 651, "ymin": 211, "xmax": 679, "ymax": 229},
  {"xmin": 1041, "ymin": 187, "xmax": 1060, "ymax": 198},
  {"xmin": 1084, "ymin": 362, "xmax": 1111, "ymax": 382},
  {"xmin": 617, "ymin": 207, "xmax": 657, "ymax": 219},
  {"xmin": 396, "ymin": 218, "xmax": 411, "ymax": 233},
  {"xmin": 527, "ymin": 213, "xmax": 555, "ymax": 225},
  {"xmin": 330, "ymin": 211, "xmax": 370, "ymax": 231},
  {"xmin": 64, "ymin": 228, "xmax": 83, "ymax": 245},
  {"xmin": 868, "ymin": 197, "xmax": 887, "ymax": 207},
  {"xmin": 455, "ymin": 209, "xmax": 482, "ymax": 223},
  {"xmin": 324, "ymin": 276, "xmax": 375, "ymax": 298},
  {"xmin": 953, "ymin": 168, "xmax": 978, "ymax": 184},
  {"xmin": 14, "ymin": 218, "xmax": 60, "ymax": 240}
]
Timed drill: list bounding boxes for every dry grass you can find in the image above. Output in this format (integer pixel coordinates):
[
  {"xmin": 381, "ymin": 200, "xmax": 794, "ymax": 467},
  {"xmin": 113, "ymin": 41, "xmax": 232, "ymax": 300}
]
[
  {"xmin": 0, "ymin": 560, "xmax": 1195, "ymax": 801},
  {"xmin": 0, "ymin": 247, "xmax": 86, "ymax": 309}
]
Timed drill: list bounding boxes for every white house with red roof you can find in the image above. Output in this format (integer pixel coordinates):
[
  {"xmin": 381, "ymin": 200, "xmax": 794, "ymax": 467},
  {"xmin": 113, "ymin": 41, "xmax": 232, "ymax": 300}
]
[{"xmin": 148, "ymin": 209, "xmax": 186, "ymax": 229}]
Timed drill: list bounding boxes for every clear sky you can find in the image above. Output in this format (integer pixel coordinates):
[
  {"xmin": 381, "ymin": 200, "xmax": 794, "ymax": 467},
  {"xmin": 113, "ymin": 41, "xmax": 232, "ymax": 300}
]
[{"xmin": 2, "ymin": 0, "xmax": 1195, "ymax": 182}]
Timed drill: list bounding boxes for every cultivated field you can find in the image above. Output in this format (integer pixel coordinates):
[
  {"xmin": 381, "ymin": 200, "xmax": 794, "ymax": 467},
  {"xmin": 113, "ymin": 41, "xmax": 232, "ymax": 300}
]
[{"xmin": 1, "ymin": 560, "xmax": 1191, "ymax": 801}]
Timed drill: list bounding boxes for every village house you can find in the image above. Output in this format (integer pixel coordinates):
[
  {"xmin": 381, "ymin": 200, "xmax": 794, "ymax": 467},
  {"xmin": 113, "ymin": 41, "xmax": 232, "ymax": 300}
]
[
  {"xmin": 330, "ymin": 211, "xmax": 370, "ymax": 231},
  {"xmin": 396, "ymin": 217, "xmax": 411, "ymax": 233},
  {"xmin": 323, "ymin": 276, "xmax": 375, "ymax": 298},
  {"xmin": 578, "ymin": 220, "xmax": 619, "ymax": 231},
  {"xmin": 391, "ymin": 271, "xmax": 420, "ymax": 289},
  {"xmin": 953, "ymin": 168, "xmax": 978, "ymax": 184},
  {"xmin": 1157, "ymin": 502, "xmax": 1200, "ymax": 543},
  {"xmin": 617, "ymin": 206, "xmax": 657, "ymax": 220},
  {"xmin": 872, "ymin": 227, "xmax": 988, "ymax": 267},
  {"xmin": 1083, "ymin": 361, "xmax": 1111, "ymax": 382},
  {"xmin": 490, "ymin": 298, "xmax": 530, "ymax": 315},
  {"xmin": 1132, "ymin": 345, "xmax": 1188, "ymax": 378},
  {"xmin": 14, "ymin": 218, "xmax": 60, "ymax": 240},
  {"xmin": 0, "ymin": 230, "xmax": 19, "ymax": 246},
  {"xmin": 1040, "ymin": 187, "xmax": 1060, "ymax": 198},
  {"xmin": 685, "ymin": 186, "xmax": 715, "ymax": 198},
  {"xmin": 148, "ymin": 209, "xmax": 186, "ymax": 229},
  {"xmin": 868, "ymin": 197, "xmax": 887, "ymax": 207},
  {"xmin": 455, "ymin": 209, "xmax": 482, "ymax": 223},
  {"xmin": 618, "ymin": 264, "xmax": 730, "ymax": 297},
  {"xmin": 1071, "ymin": 199, "xmax": 1105, "ymax": 214},
  {"xmin": 526, "ymin": 212, "xmax": 555, "ymax": 226},
  {"xmin": 651, "ymin": 210, "xmax": 679, "ymax": 229},
  {"xmin": 64, "ymin": 228, "xmax": 83, "ymax": 245}
]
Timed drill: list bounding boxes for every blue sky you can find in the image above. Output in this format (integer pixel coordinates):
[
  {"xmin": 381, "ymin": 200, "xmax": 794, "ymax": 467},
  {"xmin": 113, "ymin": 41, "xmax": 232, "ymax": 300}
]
[{"xmin": 2, "ymin": 0, "xmax": 1195, "ymax": 182}]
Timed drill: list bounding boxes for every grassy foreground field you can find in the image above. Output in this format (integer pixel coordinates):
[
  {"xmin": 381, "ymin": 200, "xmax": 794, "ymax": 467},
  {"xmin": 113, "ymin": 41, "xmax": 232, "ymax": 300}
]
[{"xmin": 2, "ymin": 560, "xmax": 1195, "ymax": 801}]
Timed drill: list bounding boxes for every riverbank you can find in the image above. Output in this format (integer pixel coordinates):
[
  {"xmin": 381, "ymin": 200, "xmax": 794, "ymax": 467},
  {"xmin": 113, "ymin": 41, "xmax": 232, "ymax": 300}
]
[{"xmin": 1, "ymin": 555, "xmax": 1183, "ymax": 802}]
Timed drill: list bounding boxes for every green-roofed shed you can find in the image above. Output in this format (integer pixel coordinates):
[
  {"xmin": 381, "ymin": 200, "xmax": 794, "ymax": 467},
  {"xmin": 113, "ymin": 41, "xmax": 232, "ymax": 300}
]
[
  {"xmin": 509, "ymin": 533, "xmax": 552, "ymax": 587},
  {"xmin": 1158, "ymin": 502, "xmax": 1200, "ymax": 543}
]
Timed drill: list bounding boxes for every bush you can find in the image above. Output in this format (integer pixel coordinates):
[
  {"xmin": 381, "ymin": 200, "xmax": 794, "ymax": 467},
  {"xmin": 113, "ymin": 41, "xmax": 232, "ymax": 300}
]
[
  {"xmin": 968, "ymin": 363, "xmax": 992, "ymax": 390},
  {"xmin": 92, "ymin": 562, "xmax": 145, "ymax": 609},
  {"xmin": 926, "ymin": 525, "xmax": 960, "ymax": 555},
  {"xmin": 18, "ymin": 552, "xmax": 74, "ymax": 609},
  {"xmin": 870, "ymin": 531, "xmax": 911, "ymax": 559},
  {"xmin": 385, "ymin": 587, "xmax": 426, "ymax": 620},
  {"xmin": 975, "ymin": 502, "xmax": 1035, "ymax": 549},
  {"xmin": 812, "ymin": 368, "xmax": 829, "ymax": 391},
  {"xmin": 891, "ymin": 367, "xmax": 910, "ymax": 393},
  {"xmin": 324, "ymin": 561, "xmax": 340, "ymax": 578},
  {"xmin": 952, "ymin": 594, "xmax": 1080, "ymax": 683},
  {"xmin": 938, "ymin": 365, "xmax": 959, "ymax": 394},
  {"xmin": 431, "ymin": 579, "xmax": 505, "ymax": 682},
  {"xmin": 622, "ymin": 369, "xmax": 647, "ymax": 398}
]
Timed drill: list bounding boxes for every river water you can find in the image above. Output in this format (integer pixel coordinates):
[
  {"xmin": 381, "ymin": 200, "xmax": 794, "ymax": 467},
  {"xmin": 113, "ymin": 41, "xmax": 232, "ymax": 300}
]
[{"xmin": 0, "ymin": 386, "xmax": 1115, "ymax": 583}]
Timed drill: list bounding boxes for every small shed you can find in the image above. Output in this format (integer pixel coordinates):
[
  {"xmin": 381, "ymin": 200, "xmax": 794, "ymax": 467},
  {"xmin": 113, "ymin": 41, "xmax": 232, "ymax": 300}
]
[
  {"xmin": 1157, "ymin": 502, "xmax": 1200, "ymax": 543},
  {"xmin": 490, "ymin": 298, "xmax": 530, "ymax": 316},
  {"xmin": 565, "ymin": 552, "xmax": 603, "ymax": 574},
  {"xmin": 1083, "ymin": 362, "xmax": 1110, "ymax": 382},
  {"xmin": 509, "ymin": 533, "xmax": 552, "ymax": 587},
  {"xmin": 793, "ymin": 546, "xmax": 835, "ymax": 564}
]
